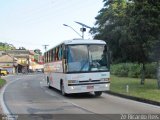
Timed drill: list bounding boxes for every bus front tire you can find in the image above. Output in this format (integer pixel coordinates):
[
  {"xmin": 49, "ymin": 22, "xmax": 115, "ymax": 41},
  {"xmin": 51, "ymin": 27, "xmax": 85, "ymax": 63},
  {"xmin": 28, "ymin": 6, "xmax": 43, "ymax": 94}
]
[
  {"xmin": 47, "ymin": 78, "xmax": 51, "ymax": 88},
  {"xmin": 94, "ymin": 91, "xmax": 102, "ymax": 97},
  {"xmin": 60, "ymin": 81, "xmax": 66, "ymax": 96}
]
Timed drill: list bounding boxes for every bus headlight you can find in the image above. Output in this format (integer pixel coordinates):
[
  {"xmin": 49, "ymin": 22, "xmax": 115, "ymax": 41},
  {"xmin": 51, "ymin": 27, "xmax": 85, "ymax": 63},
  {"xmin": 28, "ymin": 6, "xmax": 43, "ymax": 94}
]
[{"xmin": 71, "ymin": 86, "xmax": 75, "ymax": 90}]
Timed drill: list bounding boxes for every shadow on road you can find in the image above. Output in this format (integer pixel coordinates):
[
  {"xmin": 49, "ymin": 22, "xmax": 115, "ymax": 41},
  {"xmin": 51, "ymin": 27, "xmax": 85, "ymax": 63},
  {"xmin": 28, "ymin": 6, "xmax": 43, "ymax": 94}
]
[{"xmin": 47, "ymin": 86, "xmax": 102, "ymax": 99}]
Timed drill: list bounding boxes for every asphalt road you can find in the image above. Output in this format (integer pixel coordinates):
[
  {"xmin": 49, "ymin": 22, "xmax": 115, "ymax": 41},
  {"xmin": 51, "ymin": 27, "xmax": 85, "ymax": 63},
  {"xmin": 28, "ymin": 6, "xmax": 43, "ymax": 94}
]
[{"xmin": 1, "ymin": 74, "xmax": 160, "ymax": 120}]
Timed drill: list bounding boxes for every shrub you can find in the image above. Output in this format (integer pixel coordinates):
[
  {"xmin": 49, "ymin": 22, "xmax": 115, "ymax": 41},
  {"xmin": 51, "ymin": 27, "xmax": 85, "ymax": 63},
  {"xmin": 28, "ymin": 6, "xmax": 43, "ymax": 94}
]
[
  {"xmin": 145, "ymin": 63, "xmax": 157, "ymax": 79},
  {"xmin": 111, "ymin": 63, "xmax": 157, "ymax": 79},
  {"xmin": 128, "ymin": 63, "xmax": 141, "ymax": 78},
  {"xmin": 111, "ymin": 63, "xmax": 129, "ymax": 77}
]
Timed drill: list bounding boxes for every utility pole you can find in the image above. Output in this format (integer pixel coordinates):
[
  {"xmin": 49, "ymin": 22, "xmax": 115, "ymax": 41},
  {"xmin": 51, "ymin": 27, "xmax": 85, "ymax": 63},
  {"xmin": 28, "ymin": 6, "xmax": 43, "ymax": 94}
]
[{"xmin": 43, "ymin": 45, "xmax": 49, "ymax": 52}]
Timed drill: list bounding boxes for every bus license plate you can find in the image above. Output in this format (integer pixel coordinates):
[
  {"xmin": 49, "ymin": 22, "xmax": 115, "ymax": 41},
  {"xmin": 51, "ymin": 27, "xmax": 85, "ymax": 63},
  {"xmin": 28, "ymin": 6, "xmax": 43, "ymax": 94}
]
[{"xmin": 87, "ymin": 85, "xmax": 94, "ymax": 89}]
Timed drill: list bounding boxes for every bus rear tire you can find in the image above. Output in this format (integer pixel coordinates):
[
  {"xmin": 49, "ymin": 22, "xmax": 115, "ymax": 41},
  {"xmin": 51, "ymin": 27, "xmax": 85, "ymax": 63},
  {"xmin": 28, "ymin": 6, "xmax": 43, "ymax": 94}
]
[
  {"xmin": 60, "ymin": 81, "xmax": 66, "ymax": 96},
  {"xmin": 47, "ymin": 77, "xmax": 51, "ymax": 88},
  {"xmin": 94, "ymin": 91, "xmax": 102, "ymax": 97}
]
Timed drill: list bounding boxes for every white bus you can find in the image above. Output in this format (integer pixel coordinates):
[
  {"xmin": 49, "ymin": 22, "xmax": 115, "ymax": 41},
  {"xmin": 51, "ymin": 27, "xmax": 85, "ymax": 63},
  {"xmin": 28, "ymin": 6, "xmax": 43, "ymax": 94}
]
[{"xmin": 44, "ymin": 39, "xmax": 110, "ymax": 96}]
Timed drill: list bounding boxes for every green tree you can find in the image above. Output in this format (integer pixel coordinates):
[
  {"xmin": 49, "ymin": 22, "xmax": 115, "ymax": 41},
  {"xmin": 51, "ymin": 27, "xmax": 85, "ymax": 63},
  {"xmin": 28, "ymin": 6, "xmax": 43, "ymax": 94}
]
[
  {"xmin": 34, "ymin": 49, "xmax": 42, "ymax": 55},
  {"xmin": 92, "ymin": 0, "xmax": 160, "ymax": 86},
  {"xmin": 126, "ymin": 0, "xmax": 160, "ymax": 85},
  {"xmin": 34, "ymin": 49, "xmax": 42, "ymax": 63},
  {"xmin": 92, "ymin": 0, "xmax": 127, "ymax": 63},
  {"xmin": 0, "ymin": 42, "xmax": 16, "ymax": 50},
  {"xmin": 151, "ymin": 41, "xmax": 160, "ymax": 88}
]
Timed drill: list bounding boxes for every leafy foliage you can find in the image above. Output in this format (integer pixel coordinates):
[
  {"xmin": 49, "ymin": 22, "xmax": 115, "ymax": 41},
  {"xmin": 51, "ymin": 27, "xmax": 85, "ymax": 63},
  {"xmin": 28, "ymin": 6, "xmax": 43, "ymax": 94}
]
[
  {"xmin": 92, "ymin": 0, "xmax": 160, "ymax": 63},
  {"xmin": 111, "ymin": 63, "xmax": 156, "ymax": 79},
  {"xmin": 93, "ymin": 0, "xmax": 128, "ymax": 63},
  {"xmin": 92, "ymin": 0, "xmax": 160, "ymax": 86},
  {"xmin": 0, "ymin": 42, "xmax": 16, "ymax": 51}
]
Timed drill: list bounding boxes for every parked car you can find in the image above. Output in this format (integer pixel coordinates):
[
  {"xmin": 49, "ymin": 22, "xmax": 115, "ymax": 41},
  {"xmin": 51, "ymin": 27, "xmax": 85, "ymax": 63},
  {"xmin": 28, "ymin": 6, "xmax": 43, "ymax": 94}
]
[
  {"xmin": 35, "ymin": 69, "xmax": 43, "ymax": 72},
  {"xmin": 0, "ymin": 69, "xmax": 9, "ymax": 76}
]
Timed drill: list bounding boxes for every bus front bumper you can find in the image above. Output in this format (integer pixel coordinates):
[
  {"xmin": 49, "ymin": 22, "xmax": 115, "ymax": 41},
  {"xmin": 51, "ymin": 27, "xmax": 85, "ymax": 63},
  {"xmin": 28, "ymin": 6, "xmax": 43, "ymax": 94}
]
[{"xmin": 65, "ymin": 83, "xmax": 110, "ymax": 94}]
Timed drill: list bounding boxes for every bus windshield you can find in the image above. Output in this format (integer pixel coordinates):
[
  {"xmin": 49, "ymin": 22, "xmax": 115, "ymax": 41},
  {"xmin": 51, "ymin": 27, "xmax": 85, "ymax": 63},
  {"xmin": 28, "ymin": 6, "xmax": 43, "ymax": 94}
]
[{"xmin": 67, "ymin": 44, "xmax": 109, "ymax": 72}]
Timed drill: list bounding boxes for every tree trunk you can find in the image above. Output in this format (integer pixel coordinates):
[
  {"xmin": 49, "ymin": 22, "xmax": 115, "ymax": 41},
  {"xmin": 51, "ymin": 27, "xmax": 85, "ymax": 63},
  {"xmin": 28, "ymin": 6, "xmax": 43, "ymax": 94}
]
[
  {"xmin": 157, "ymin": 60, "xmax": 160, "ymax": 89},
  {"xmin": 140, "ymin": 63, "xmax": 145, "ymax": 85}
]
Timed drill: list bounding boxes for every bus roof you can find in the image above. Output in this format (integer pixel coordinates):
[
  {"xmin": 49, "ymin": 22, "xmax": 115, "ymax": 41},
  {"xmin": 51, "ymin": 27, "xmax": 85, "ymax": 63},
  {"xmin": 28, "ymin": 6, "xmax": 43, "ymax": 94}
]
[
  {"xmin": 45, "ymin": 39, "xmax": 106, "ymax": 53},
  {"xmin": 63, "ymin": 39, "xmax": 106, "ymax": 45}
]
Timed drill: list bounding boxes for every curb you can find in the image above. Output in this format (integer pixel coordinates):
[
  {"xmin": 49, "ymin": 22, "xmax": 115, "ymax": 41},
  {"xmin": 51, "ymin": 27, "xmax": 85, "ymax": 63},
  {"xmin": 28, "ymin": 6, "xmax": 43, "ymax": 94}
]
[
  {"xmin": 0, "ymin": 78, "xmax": 7, "ymax": 114},
  {"xmin": 105, "ymin": 91, "xmax": 160, "ymax": 106}
]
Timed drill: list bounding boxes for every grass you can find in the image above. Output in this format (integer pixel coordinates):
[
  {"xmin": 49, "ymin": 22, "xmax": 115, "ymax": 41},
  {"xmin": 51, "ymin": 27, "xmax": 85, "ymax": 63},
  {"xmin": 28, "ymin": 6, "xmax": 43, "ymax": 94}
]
[
  {"xmin": 0, "ymin": 78, "xmax": 6, "ymax": 88},
  {"xmin": 110, "ymin": 75, "xmax": 160, "ymax": 102}
]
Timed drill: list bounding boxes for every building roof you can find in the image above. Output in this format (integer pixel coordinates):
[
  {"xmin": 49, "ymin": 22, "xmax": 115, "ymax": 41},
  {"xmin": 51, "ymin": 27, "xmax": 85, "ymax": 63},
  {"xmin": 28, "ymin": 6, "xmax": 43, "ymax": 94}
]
[
  {"xmin": 0, "ymin": 51, "xmax": 6, "ymax": 56},
  {"xmin": 6, "ymin": 50, "xmax": 29, "ymax": 55},
  {"xmin": 0, "ymin": 54, "xmax": 16, "ymax": 63},
  {"xmin": 6, "ymin": 50, "xmax": 29, "ymax": 59},
  {"xmin": 29, "ymin": 50, "xmax": 35, "ymax": 55}
]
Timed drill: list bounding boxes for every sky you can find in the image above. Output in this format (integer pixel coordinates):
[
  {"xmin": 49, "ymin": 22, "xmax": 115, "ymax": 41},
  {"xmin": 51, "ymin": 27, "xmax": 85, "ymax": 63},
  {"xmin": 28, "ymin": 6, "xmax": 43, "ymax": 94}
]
[{"xmin": 0, "ymin": 0, "xmax": 104, "ymax": 52}]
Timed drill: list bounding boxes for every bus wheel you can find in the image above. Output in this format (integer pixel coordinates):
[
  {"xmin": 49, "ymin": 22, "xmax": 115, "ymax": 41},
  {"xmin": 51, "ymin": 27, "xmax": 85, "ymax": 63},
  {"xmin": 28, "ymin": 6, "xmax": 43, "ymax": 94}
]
[
  {"xmin": 94, "ymin": 91, "xmax": 102, "ymax": 97},
  {"xmin": 47, "ymin": 78, "xmax": 51, "ymax": 88},
  {"xmin": 61, "ymin": 81, "xmax": 66, "ymax": 96}
]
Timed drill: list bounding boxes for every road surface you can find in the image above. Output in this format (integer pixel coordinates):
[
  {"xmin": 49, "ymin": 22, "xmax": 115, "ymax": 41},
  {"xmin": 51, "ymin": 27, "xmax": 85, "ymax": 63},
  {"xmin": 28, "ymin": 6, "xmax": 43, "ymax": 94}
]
[{"xmin": 1, "ymin": 74, "xmax": 160, "ymax": 120}]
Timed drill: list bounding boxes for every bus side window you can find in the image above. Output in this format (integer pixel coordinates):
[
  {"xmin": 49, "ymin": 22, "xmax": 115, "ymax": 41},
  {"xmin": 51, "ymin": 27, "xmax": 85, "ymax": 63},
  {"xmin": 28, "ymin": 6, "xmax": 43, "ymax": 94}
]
[
  {"xmin": 63, "ymin": 48, "xmax": 67, "ymax": 59},
  {"xmin": 56, "ymin": 47, "xmax": 59, "ymax": 61},
  {"xmin": 50, "ymin": 50, "xmax": 52, "ymax": 62},
  {"xmin": 49, "ymin": 50, "xmax": 51, "ymax": 62},
  {"xmin": 48, "ymin": 51, "xmax": 50, "ymax": 62},
  {"xmin": 58, "ymin": 46, "xmax": 62, "ymax": 60},
  {"xmin": 49, "ymin": 51, "xmax": 51, "ymax": 62},
  {"xmin": 47, "ymin": 52, "xmax": 49, "ymax": 63},
  {"xmin": 52, "ymin": 49, "xmax": 55, "ymax": 61},
  {"xmin": 44, "ymin": 53, "xmax": 46, "ymax": 63},
  {"xmin": 45, "ymin": 52, "xmax": 47, "ymax": 62},
  {"xmin": 54, "ymin": 49, "xmax": 56, "ymax": 61}
]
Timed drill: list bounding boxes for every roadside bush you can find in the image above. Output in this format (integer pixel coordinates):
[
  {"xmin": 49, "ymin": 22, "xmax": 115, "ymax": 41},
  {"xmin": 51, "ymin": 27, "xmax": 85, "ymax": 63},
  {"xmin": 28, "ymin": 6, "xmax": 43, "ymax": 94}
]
[
  {"xmin": 111, "ymin": 63, "xmax": 129, "ymax": 77},
  {"xmin": 145, "ymin": 63, "xmax": 157, "ymax": 79},
  {"xmin": 128, "ymin": 63, "xmax": 141, "ymax": 78},
  {"xmin": 111, "ymin": 63, "xmax": 156, "ymax": 79}
]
